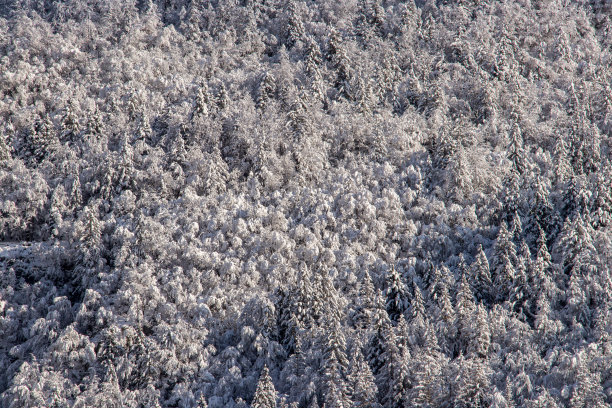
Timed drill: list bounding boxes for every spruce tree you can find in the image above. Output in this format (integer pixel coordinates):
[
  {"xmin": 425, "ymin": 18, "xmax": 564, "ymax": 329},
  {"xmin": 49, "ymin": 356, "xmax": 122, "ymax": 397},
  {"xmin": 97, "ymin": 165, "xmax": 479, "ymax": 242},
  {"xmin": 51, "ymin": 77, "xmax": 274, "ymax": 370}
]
[
  {"xmin": 347, "ymin": 346, "xmax": 378, "ymax": 408},
  {"xmin": 491, "ymin": 222, "xmax": 518, "ymax": 303},
  {"xmin": 0, "ymin": 131, "xmax": 11, "ymax": 162},
  {"xmin": 194, "ymin": 82, "xmax": 211, "ymax": 118},
  {"xmin": 455, "ymin": 273, "xmax": 476, "ymax": 356},
  {"xmin": 257, "ymin": 72, "xmax": 276, "ymax": 111},
  {"xmin": 252, "ymin": 366, "xmax": 277, "ymax": 408},
  {"xmin": 469, "ymin": 245, "xmax": 493, "ymax": 304},
  {"xmin": 285, "ymin": 0, "xmax": 305, "ymax": 48},
  {"xmin": 384, "ymin": 266, "xmax": 407, "ymax": 323},
  {"xmin": 508, "ymin": 114, "xmax": 526, "ymax": 175}
]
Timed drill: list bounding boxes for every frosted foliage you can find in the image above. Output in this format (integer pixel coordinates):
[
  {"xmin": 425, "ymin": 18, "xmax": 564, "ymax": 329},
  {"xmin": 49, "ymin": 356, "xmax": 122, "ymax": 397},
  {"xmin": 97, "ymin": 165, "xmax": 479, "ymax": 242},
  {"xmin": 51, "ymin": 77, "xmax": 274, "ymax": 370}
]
[{"xmin": 0, "ymin": 1, "xmax": 611, "ymax": 407}]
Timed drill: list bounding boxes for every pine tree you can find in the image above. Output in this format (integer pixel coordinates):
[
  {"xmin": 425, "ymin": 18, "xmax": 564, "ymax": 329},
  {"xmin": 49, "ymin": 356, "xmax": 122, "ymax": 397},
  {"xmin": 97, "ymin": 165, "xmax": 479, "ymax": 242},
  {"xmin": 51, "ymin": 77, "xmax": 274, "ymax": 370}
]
[
  {"xmin": 47, "ymin": 185, "xmax": 66, "ymax": 239},
  {"xmin": 327, "ymin": 30, "xmax": 352, "ymax": 100},
  {"xmin": 135, "ymin": 111, "xmax": 152, "ymax": 143},
  {"xmin": 561, "ymin": 176, "xmax": 590, "ymax": 222},
  {"xmin": 445, "ymin": 356, "xmax": 491, "ymax": 408},
  {"xmin": 304, "ymin": 38, "xmax": 324, "ymax": 99},
  {"xmin": 409, "ymin": 283, "xmax": 425, "ymax": 325},
  {"xmin": 69, "ymin": 173, "xmax": 82, "ymax": 211},
  {"xmin": 252, "ymin": 366, "xmax": 277, "ymax": 408},
  {"xmin": 427, "ymin": 265, "xmax": 455, "ymax": 355}
]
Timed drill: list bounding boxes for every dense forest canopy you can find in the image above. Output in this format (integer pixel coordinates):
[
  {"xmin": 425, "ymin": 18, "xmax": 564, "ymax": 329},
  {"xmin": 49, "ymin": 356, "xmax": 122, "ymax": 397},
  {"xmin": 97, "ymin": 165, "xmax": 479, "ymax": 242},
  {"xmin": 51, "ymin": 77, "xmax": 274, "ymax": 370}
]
[{"xmin": 0, "ymin": 0, "xmax": 611, "ymax": 407}]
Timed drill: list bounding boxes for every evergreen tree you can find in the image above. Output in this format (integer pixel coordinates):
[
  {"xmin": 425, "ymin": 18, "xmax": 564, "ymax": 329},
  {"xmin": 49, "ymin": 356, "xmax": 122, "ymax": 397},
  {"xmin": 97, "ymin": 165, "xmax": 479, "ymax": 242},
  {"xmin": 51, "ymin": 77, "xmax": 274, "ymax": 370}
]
[
  {"xmin": 501, "ymin": 171, "xmax": 522, "ymax": 226},
  {"xmin": 0, "ymin": 131, "xmax": 11, "ymax": 162},
  {"xmin": 553, "ymin": 214, "xmax": 597, "ymax": 277},
  {"xmin": 427, "ymin": 265, "xmax": 455, "ymax": 355},
  {"xmin": 257, "ymin": 72, "xmax": 276, "ymax": 111},
  {"xmin": 384, "ymin": 266, "xmax": 407, "ymax": 323},
  {"xmin": 508, "ymin": 114, "xmax": 526, "ymax": 175},
  {"xmin": 527, "ymin": 176, "xmax": 556, "ymax": 242},
  {"xmin": 469, "ymin": 245, "xmax": 493, "ymax": 304},
  {"xmin": 367, "ymin": 290, "xmax": 391, "ymax": 377},
  {"xmin": 202, "ymin": 145, "xmax": 229, "ymax": 196},
  {"xmin": 561, "ymin": 176, "xmax": 590, "ymax": 221},
  {"xmin": 216, "ymin": 83, "xmax": 230, "ymax": 112},
  {"xmin": 322, "ymin": 318, "xmax": 351, "ymax": 408},
  {"xmin": 252, "ymin": 366, "xmax": 277, "ymax": 408},
  {"xmin": 61, "ymin": 102, "xmax": 81, "ymax": 142},
  {"xmin": 455, "ymin": 272, "xmax": 476, "ymax": 356},
  {"xmin": 194, "ymin": 82, "xmax": 211, "ymax": 118},
  {"xmin": 590, "ymin": 167, "xmax": 612, "ymax": 228},
  {"xmin": 569, "ymin": 357, "xmax": 605, "ymax": 408},
  {"xmin": 347, "ymin": 346, "xmax": 378, "ymax": 408},
  {"xmin": 28, "ymin": 115, "xmax": 58, "ymax": 164},
  {"xmin": 439, "ymin": 356, "xmax": 490, "ymax": 408},
  {"xmin": 409, "ymin": 283, "xmax": 425, "ymax": 325},
  {"xmin": 510, "ymin": 241, "xmax": 530, "ymax": 319},
  {"xmin": 285, "ymin": 0, "xmax": 305, "ymax": 48},
  {"xmin": 491, "ymin": 222, "xmax": 518, "ymax": 303},
  {"xmin": 352, "ymin": 270, "xmax": 377, "ymax": 329},
  {"xmin": 77, "ymin": 205, "xmax": 101, "ymax": 268},
  {"xmin": 134, "ymin": 111, "xmax": 152, "ymax": 143},
  {"xmin": 553, "ymin": 135, "xmax": 572, "ymax": 185},
  {"xmin": 469, "ymin": 303, "xmax": 490, "ymax": 358},
  {"xmin": 304, "ymin": 38, "xmax": 324, "ymax": 99},
  {"xmin": 377, "ymin": 325, "xmax": 409, "ymax": 408},
  {"xmin": 87, "ymin": 105, "xmax": 104, "ymax": 141}
]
